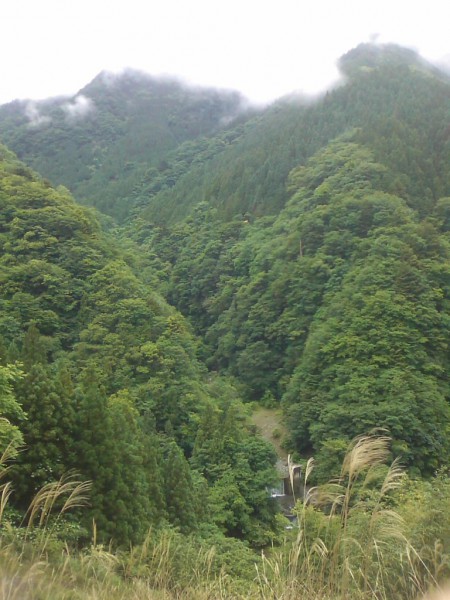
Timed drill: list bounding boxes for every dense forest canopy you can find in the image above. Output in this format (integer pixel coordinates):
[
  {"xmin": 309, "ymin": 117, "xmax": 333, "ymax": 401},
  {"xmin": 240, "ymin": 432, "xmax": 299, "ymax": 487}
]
[
  {"xmin": 0, "ymin": 70, "xmax": 248, "ymax": 221},
  {"xmin": 1, "ymin": 42, "xmax": 450, "ymax": 598},
  {"xmin": 126, "ymin": 44, "xmax": 450, "ymax": 476},
  {"xmin": 0, "ymin": 143, "xmax": 279, "ymax": 547}
]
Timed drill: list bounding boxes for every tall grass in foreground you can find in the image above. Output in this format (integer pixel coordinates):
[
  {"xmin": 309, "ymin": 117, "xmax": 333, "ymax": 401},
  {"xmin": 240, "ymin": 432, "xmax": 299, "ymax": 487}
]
[
  {"xmin": 255, "ymin": 433, "xmax": 444, "ymax": 599},
  {"xmin": 0, "ymin": 434, "xmax": 448, "ymax": 599}
]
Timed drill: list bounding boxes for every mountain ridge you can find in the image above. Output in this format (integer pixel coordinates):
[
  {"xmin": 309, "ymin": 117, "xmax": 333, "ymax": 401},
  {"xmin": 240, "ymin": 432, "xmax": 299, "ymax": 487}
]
[{"xmin": 0, "ymin": 69, "xmax": 251, "ymax": 221}]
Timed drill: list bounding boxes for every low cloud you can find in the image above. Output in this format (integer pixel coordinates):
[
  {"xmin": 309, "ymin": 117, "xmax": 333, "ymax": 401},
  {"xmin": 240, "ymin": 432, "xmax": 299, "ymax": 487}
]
[
  {"xmin": 98, "ymin": 70, "xmax": 119, "ymax": 86},
  {"xmin": 25, "ymin": 101, "xmax": 51, "ymax": 127},
  {"xmin": 62, "ymin": 95, "xmax": 94, "ymax": 120},
  {"xmin": 436, "ymin": 53, "xmax": 450, "ymax": 74}
]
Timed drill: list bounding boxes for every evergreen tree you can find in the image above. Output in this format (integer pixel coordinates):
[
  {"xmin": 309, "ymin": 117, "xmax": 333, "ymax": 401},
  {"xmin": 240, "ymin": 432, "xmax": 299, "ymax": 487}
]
[
  {"xmin": 105, "ymin": 390, "xmax": 158, "ymax": 543},
  {"xmin": 163, "ymin": 441, "xmax": 198, "ymax": 533},
  {"xmin": 0, "ymin": 362, "xmax": 25, "ymax": 456},
  {"xmin": 74, "ymin": 367, "xmax": 117, "ymax": 542},
  {"xmin": 11, "ymin": 330, "xmax": 77, "ymax": 505}
]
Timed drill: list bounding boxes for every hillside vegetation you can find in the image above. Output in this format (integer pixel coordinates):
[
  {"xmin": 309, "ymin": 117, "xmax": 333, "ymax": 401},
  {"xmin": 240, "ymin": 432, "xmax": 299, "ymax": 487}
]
[
  {"xmin": 0, "ymin": 42, "xmax": 450, "ymax": 598},
  {"xmin": 0, "ymin": 70, "xmax": 247, "ymax": 221},
  {"xmin": 135, "ymin": 44, "xmax": 450, "ymax": 477},
  {"xmin": 137, "ymin": 43, "xmax": 450, "ymax": 224},
  {"xmin": 0, "ymin": 144, "xmax": 279, "ymax": 549}
]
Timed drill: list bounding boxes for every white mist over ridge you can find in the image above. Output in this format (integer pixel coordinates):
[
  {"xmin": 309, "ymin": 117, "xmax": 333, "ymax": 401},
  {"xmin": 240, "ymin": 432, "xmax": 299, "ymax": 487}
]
[
  {"xmin": 62, "ymin": 95, "xmax": 94, "ymax": 120},
  {"xmin": 2, "ymin": 0, "xmax": 450, "ymax": 105}
]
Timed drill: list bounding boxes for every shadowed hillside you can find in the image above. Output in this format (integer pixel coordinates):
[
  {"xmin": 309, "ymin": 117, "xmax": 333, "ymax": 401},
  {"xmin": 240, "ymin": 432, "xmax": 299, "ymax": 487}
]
[{"xmin": 0, "ymin": 70, "xmax": 249, "ymax": 221}]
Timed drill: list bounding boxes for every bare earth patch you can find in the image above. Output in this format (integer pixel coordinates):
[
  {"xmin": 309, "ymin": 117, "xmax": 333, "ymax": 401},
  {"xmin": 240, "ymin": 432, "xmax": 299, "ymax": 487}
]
[{"xmin": 251, "ymin": 407, "xmax": 288, "ymax": 460}]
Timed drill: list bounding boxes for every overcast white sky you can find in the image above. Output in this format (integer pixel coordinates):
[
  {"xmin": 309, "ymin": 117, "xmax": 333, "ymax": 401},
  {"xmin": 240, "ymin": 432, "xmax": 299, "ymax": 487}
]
[{"xmin": 2, "ymin": 0, "xmax": 450, "ymax": 105}]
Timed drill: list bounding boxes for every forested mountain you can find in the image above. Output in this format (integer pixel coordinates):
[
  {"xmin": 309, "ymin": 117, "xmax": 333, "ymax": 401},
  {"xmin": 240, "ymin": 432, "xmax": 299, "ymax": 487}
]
[
  {"xmin": 1, "ymin": 41, "xmax": 449, "ymax": 474},
  {"xmin": 0, "ymin": 144, "xmax": 278, "ymax": 547},
  {"xmin": 130, "ymin": 43, "xmax": 450, "ymax": 476},
  {"xmin": 137, "ymin": 43, "xmax": 450, "ymax": 224},
  {"xmin": 1, "ymin": 41, "xmax": 450, "ymax": 598},
  {"xmin": 5, "ymin": 44, "xmax": 450, "ymax": 230},
  {"xmin": 0, "ymin": 70, "xmax": 247, "ymax": 221}
]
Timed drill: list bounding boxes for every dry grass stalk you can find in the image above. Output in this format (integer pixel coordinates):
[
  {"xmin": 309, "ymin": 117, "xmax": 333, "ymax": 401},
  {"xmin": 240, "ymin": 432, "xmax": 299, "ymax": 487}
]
[{"xmin": 25, "ymin": 473, "xmax": 91, "ymax": 530}]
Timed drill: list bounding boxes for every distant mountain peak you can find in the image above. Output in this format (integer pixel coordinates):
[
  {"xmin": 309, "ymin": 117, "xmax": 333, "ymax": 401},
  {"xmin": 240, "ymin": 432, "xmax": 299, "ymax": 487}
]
[
  {"xmin": 338, "ymin": 42, "xmax": 437, "ymax": 77},
  {"xmin": 80, "ymin": 68, "xmax": 244, "ymax": 105}
]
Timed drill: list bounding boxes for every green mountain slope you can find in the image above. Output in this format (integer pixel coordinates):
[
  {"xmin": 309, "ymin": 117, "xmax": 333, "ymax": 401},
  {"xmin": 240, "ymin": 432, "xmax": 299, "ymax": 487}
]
[
  {"xmin": 138, "ymin": 45, "xmax": 450, "ymax": 475},
  {"xmin": 2, "ymin": 41, "xmax": 450, "ymax": 597},
  {"xmin": 146, "ymin": 135, "xmax": 450, "ymax": 475},
  {"xmin": 0, "ymin": 145, "xmax": 278, "ymax": 546},
  {"xmin": 0, "ymin": 70, "xmax": 247, "ymax": 221},
  {"xmin": 137, "ymin": 43, "xmax": 450, "ymax": 224},
  {"xmin": 2, "ymin": 42, "xmax": 450, "ymax": 478}
]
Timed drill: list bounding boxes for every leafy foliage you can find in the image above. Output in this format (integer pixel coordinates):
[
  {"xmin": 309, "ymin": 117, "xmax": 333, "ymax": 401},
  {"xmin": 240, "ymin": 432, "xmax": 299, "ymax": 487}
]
[
  {"xmin": 1, "ymin": 42, "xmax": 450, "ymax": 582},
  {"xmin": 0, "ymin": 363, "xmax": 25, "ymax": 456},
  {"xmin": 0, "ymin": 144, "xmax": 277, "ymax": 545},
  {"xmin": 0, "ymin": 71, "xmax": 247, "ymax": 222},
  {"xmin": 144, "ymin": 131, "xmax": 450, "ymax": 474}
]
